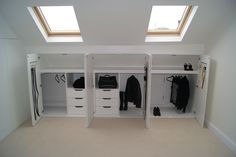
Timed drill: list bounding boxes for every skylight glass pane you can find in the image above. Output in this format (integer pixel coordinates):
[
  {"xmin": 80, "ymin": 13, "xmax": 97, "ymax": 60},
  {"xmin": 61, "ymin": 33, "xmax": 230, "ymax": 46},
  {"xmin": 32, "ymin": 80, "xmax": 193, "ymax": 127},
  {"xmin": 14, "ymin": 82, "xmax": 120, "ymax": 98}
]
[
  {"xmin": 148, "ymin": 6, "xmax": 187, "ymax": 31},
  {"xmin": 39, "ymin": 6, "xmax": 80, "ymax": 32}
]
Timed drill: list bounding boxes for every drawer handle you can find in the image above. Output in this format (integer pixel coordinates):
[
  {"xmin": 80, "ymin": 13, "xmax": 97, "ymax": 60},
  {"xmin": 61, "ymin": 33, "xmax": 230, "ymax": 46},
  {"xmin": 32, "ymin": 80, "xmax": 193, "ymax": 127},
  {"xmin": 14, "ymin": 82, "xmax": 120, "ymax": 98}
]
[
  {"xmin": 75, "ymin": 106, "xmax": 83, "ymax": 108},
  {"xmin": 103, "ymin": 89, "xmax": 111, "ymax": 91},
  {"xmin": 74, "ymin": 89, "xmax": 83, "ymax": 91},
  {"xmin": 75, "ymin": 97, "xmax": 83, "ymax": 99},
  {"xmin": 103, "ymin": 98, "xmax": 111, "ymax": 100},
  {"xmin": 103, "ymin": 106, "xmax": 111, "ymax": 108}
]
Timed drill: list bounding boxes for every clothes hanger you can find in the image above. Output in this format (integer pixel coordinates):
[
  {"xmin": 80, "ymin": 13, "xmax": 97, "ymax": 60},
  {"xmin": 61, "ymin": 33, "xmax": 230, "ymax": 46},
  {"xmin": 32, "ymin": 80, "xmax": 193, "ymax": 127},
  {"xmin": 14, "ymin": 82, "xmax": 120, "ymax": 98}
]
[
  {"xmin": 166, "ymin": 76, "xmax": 174, "ymax": 82},
  {"xmin": 60, "ymin": 74, "xmax": 66, "ymax": 83},
  {"xmin": 55, "ymin": 74, "xmax": 60, "ymax": 83}
]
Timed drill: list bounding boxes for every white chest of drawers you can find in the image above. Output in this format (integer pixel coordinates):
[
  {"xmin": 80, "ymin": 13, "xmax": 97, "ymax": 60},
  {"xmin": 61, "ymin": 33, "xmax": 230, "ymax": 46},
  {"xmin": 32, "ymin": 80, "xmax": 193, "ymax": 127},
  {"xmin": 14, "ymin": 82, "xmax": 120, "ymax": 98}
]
[
  {"xmin": 67, "ymin": 88, "xmax": 86, "ymax": 115},
  {"xmin": 95, "ymin": 89, "xmax": 119, "ymax": 116}
]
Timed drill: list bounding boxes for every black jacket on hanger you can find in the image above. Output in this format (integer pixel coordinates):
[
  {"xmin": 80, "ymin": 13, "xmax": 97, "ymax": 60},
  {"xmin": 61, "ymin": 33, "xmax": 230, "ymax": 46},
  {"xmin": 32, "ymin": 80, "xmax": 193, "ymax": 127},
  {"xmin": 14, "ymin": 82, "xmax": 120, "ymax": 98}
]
[
  {"xmin": 170, "ymin": 76, "xmax": 190, "ymax": 113},
  {"xmin": 124, "ymin": 75, "xmax": 142, "ymax": 109}
]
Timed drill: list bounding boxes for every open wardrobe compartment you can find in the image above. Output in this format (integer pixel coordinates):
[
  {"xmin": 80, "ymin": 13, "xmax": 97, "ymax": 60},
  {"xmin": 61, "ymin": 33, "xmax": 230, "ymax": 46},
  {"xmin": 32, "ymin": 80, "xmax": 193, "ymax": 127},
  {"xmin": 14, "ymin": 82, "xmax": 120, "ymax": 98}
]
[
  {"xmin": 27, "ymin": 53, "xmax": 209, "ymax": 128},
  {"xmin": 27, "ymin": 53, "xmax": 86, "ymax": 125},
  {"xmin": 85, "ymin": 53, "xmax": 152, "ymax": 128},
  {"xmin": 150, "ymin": 54, "xmax": 210, "ymax": 127},
  {"xmin": 41, "ymin": 73, "xmax": 67, "ymax": 115}
]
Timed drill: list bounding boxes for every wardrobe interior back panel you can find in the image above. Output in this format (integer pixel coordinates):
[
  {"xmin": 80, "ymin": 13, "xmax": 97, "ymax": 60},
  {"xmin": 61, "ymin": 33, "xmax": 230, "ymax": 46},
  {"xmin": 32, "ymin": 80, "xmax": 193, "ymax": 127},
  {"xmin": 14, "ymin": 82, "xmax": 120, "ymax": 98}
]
[
  {"xmin": 93, "ymin": 54, "xmax": 146, "ymax": 67},
  {"xmin": 151, "ymin": 75, "xmax": 164, "ymax": 106},
  {"xmin": 39, "ymin": 54, "xmax": 84, "ymax": 69},
  {"xmin": 41, "ymin": 73, "xmax": 66, "ymax": 107}
]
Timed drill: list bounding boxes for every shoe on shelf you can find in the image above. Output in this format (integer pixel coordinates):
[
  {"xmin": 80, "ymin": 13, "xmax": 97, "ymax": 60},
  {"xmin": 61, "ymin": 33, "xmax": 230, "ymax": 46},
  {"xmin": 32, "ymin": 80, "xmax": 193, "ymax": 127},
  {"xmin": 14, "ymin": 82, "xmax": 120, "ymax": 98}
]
[{"xmin": 153, "ymin": 106, "xmax": 161, "ymax": 116}]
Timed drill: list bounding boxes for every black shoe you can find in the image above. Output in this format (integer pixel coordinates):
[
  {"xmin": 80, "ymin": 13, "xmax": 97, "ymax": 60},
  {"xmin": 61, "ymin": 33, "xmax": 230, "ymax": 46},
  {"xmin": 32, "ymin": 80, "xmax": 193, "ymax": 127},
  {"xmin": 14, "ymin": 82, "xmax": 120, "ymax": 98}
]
[
  {"xmin": 184, "ymin": 63, "xmax": 188, "ymax": 71},
  {"xmin": 153, "ymin": 106, "xmax": 161, "ymax": 116},
  {"xmin": 184, "ymin": 63, "xmax": 193, "ymax": 71},
  {"xmin": 153, "ymin": 107, "xmax": 157, "ymax": 116},
  {"xmin": 123, "ymin": 105, "xmax": 128, "ymax": 111},
  {"xmin": 188, "ymin": 63, "xmax": 193, "ymax": 71},
  {"xmin": 119, "ymin": 91, "xmax": 124, "ymax": 111}
]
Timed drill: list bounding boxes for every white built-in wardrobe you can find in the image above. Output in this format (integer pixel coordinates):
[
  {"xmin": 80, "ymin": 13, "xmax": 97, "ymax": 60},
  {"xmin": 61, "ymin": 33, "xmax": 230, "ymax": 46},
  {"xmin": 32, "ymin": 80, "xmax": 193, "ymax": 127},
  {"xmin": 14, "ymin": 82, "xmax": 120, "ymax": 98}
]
[{"xmin": 27, "ymin": 53, "xmax": 210, "ymax": 128}]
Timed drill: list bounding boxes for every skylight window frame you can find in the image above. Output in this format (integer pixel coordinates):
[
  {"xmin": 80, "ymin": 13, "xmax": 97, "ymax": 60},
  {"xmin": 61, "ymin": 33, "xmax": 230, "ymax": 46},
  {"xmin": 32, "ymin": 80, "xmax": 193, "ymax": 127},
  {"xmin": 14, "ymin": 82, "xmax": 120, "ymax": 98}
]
[
  {"xmin": 147, "ymin": 5, "xmax": 193, "ymax": 35},
  {"xmin": 33, "ymin": 6, "xmax": 81, "ymax": 36}
]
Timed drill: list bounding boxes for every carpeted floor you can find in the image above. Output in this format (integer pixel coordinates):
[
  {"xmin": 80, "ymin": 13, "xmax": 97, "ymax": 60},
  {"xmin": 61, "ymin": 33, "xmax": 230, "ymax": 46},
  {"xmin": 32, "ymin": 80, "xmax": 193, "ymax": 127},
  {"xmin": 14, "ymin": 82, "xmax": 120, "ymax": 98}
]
[{"xmin": 0, "ymin": 118, "xmax": 235, "ymax": 157}]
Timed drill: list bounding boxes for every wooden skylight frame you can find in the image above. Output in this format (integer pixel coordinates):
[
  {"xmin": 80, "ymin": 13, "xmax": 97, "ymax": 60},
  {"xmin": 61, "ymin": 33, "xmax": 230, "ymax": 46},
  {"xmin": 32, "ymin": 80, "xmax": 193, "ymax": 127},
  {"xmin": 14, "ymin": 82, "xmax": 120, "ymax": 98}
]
[
  {"xmin": 147, "ymin": 6, "xmax": 193, "ymax": 35},
  {"xmin": 33, "ymin": 6, "xmax": 81, "ymax": 36}
]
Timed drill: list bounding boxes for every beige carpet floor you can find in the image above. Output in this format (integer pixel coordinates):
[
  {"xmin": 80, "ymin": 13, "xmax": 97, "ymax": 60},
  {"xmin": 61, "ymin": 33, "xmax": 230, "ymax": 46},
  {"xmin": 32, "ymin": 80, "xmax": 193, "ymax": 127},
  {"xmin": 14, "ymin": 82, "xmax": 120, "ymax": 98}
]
[{"xmin": 0, "ymin": 118, "xmax": 235, "ymax": 157}]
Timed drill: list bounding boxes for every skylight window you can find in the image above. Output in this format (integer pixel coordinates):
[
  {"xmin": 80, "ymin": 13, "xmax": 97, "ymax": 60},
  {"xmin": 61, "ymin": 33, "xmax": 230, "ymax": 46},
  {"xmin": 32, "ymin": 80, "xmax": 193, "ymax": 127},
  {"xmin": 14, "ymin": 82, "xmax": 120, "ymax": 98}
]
[
  {"xmin": 147, "ymin": 5, "xmax": 192, "ymax": 35},
  {"xmin": 33, "ymin": 6, "xmax": 80, "ymax": 36}
]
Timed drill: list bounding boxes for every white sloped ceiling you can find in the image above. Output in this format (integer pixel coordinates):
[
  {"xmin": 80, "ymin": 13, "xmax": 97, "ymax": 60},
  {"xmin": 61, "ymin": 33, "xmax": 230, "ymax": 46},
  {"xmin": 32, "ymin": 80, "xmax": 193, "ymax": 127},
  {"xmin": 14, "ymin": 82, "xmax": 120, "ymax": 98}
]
[{"xmin": 0, "ymin": 0, "xmax": 235, "ymax": 46}]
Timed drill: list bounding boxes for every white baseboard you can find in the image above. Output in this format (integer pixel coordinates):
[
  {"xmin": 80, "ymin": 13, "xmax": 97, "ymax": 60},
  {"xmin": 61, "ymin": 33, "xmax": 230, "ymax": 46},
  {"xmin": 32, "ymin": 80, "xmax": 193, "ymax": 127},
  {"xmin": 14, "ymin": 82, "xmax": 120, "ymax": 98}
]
[{"xmin": 206, "ymin": 121, "xmax": 236, "ymax": 155}]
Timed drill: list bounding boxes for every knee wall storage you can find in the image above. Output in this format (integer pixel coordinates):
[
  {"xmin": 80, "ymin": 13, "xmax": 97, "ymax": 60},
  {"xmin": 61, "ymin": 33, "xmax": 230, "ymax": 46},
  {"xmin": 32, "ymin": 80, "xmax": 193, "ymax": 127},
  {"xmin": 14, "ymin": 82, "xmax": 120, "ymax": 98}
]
[{"xmin": 27, "ymin": 53, "xmax": 210, "ymax": 128}]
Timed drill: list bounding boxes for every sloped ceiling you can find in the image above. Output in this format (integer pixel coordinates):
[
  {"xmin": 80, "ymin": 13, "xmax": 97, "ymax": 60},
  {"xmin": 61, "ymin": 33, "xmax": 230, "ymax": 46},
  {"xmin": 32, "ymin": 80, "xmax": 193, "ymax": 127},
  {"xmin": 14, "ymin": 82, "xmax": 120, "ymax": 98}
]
[{"xmin": 0, "ymin": 0, "xmax": 235, "ymax": 46}]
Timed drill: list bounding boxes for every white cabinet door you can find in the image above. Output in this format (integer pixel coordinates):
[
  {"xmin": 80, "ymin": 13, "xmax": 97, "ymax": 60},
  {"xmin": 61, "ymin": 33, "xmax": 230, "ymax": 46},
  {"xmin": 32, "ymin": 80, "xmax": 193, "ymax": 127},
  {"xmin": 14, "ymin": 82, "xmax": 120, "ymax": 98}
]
[
  {"xmin": 85, "ymin": 54, "xmax": 95, "ymax": 127},
  {"xmin": 27, "ymin": 54, "xmax": 43, "ymax": 126},
  {"xmin": 145, "ymin": 54, "xmax": 152, "ymax": 128},
  {"xmin": 195, "ymin": 55, "xmax": 211, "ymax": 127}
]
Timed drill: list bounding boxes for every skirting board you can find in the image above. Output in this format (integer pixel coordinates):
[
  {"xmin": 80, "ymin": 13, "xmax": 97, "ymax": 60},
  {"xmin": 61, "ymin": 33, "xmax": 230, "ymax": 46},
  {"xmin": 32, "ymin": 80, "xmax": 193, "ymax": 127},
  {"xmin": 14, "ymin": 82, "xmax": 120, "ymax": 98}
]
[{"xmin": 206, "ymin": 121, "xmax": 236, "ymax": 155}]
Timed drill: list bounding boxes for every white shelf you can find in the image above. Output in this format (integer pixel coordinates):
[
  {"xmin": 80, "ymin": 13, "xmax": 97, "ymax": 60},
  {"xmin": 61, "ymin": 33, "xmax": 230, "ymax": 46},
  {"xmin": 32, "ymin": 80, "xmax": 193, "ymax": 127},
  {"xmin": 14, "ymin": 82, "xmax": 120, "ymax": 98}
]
[
  {"xmin": 150, "ymin": 106, "xmax": 195, "ymax": 118},
  {"xmin": 40, "ymin": 68, "xmax": 84, "ymax": 73},
  {"xmin": 94, "ymin": 66, "xmax": 145, "ymax": 74},
  {"xmin": 151, "ymin": 70, "xmax": 199, "ymax": 74}
]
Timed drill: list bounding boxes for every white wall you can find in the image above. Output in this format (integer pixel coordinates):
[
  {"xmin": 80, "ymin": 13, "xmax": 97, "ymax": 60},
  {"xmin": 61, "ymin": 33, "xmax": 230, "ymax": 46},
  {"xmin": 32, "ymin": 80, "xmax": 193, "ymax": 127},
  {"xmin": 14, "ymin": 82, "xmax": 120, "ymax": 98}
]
[
  {"xmin": 0, "ymin": 15, "xmax": 30, "ymax": 141},
  {"xmin": 206, "ymin": 17, "xmax": 236, "ymax": 153}
]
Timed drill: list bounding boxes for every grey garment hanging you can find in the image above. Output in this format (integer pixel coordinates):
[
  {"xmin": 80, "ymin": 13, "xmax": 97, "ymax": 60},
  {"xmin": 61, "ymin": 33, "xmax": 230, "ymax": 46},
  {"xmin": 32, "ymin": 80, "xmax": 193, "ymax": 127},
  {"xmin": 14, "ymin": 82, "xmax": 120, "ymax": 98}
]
[{"xmin": 31, "ymin": 67, "xmax": 40, "ymax": 120}]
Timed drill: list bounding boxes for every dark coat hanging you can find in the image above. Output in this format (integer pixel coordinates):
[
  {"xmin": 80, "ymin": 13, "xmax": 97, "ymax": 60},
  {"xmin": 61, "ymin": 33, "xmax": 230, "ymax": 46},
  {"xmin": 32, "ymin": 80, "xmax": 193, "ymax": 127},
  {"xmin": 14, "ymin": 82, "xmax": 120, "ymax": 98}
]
[
  {"xmin": 124, "ymin": 75, "xmax": 142, "ymax": 109},
  {"xmin": 170, "ymin": 76, "xmax": 190, "ymax": 113}
]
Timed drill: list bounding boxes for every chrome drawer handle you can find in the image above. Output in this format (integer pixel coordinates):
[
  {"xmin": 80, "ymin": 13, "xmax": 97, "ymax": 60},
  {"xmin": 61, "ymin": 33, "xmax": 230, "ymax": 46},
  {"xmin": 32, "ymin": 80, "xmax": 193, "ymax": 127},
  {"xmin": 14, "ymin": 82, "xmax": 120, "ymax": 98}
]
[
  {"xmin": 75, "ymin": 106, "xmax": 83, "ymax": 108},
  {"xmin": 103, "ymin": 98, "xmax": 111, "ymax": 100},
  {"xmin": 103, "ymin": 89, "xmax": 111, "ymax": 91},
  {"xmin": 103, "ymin": 106, "xmax": 111, "ymax": 108},
  {"xmin": 75, "ymin": 97, "xmax": 83, "ymax": 99}
]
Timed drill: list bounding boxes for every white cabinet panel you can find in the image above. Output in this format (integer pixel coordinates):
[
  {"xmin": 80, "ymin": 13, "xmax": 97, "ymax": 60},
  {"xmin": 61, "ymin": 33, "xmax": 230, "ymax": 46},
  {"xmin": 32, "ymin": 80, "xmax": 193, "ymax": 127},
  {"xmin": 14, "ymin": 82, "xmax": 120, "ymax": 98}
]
[
  {"xmin": 145, "ymin": 54, "xmax": 152, "ymax": 128},
  {"xmin": 85, "ymin": 54, "xmax": 95, "ymax": 127},
  {"xmin": 195, "ymin": 55, "xmax": 211, "ymax": 127}
]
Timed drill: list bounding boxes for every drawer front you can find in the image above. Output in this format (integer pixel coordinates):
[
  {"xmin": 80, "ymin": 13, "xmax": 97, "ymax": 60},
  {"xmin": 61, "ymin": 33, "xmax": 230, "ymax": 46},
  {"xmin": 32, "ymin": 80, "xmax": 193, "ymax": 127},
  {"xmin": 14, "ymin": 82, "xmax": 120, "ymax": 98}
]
[
  {"xmin": 67, "ymin": 97, "xmax": 86, "ymax": 107},
  {"xmin": 67, "ymin": 88, "xmax": 85, "ymax": 98},
  {"xmin": 95, "ymin": 105, "xmax": 119, "ymax": 115},
  {"xmin": 67, "ymin": 98, "xmax": 86, "ymax": 115},
  {"xmin": 96, "ymin": 98, "xmax": 118, "ymax": 107},
  {"xmin": 68, "ymin": 106, "xmax": 86, "ymax": 115},
  {"xmin": 95, "ymin": 89, "xmax": 119, "ymax": 98}
]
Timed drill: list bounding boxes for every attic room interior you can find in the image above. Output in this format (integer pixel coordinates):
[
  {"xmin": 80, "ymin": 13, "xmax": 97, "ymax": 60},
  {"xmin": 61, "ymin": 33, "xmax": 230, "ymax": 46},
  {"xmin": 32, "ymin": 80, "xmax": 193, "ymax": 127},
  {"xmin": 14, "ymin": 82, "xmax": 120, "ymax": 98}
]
[{"xmin": 0, "ymin": 0, "xmax": 236, "ymax": 157}]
